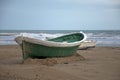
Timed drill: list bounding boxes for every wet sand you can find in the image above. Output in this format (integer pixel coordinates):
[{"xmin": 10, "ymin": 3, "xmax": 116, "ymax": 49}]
[{"xmin": 0, "ymin": 45, "xmax": 120, "ymax": 80}]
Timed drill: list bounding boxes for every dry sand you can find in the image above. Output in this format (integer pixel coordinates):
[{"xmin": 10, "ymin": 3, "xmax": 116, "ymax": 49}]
[{"xmin": 0, "ymin": 45, "xmax": 120, "ymax": 80}]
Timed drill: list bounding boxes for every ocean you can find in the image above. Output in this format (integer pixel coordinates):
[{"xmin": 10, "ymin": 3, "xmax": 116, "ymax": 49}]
[{"xmin": 0, "ymin": 30, "xmax": 120, "ymax": 47}]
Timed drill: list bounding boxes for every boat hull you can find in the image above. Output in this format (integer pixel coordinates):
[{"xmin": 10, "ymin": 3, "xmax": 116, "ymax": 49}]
[
  {"xmin": 78, "ymin": 40, "xmax": 96, "ymax": 50},
  {"xmin": 22, "ymin": 40, "xmax": 79, "ymax": 60}
]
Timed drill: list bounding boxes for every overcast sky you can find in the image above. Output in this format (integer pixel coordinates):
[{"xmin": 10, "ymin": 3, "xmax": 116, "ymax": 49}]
[{"xmin": 0, "ymin": 0, "xmax": 120, "ymax": 30}]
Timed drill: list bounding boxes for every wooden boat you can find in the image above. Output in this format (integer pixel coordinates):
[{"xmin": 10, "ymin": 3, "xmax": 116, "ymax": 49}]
[
  {"xmin": 15, "ymin": 32, "xmax": 86, "ymax": 60},
  {"xmin": 78, "ymin": 40, "xmax": 96, "ymax": 50}
]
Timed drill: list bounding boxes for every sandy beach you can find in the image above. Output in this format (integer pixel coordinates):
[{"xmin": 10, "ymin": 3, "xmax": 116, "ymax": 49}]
[{"xmin": 0, "ymin": 45, "xmax": 120, "ymax": 80}]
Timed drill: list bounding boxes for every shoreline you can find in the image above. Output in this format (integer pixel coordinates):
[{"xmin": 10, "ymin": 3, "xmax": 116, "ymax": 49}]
[
  {"xmin": 1, "ymin": 44, "xmax": 120, "ymax": 48},
  {"xmin": 0, "ymin": 45, "xmax": 120, "ymax": 80}
]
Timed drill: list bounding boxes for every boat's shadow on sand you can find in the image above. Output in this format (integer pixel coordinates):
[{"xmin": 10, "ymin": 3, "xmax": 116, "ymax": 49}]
[{"xmin": 0, "ymin": 53, "xmax": 85, "ymax": 66}]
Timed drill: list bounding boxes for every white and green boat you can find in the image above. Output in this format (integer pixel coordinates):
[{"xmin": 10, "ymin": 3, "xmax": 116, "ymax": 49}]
[{"xmin": 15, "ymin": 32, "xmax": 86, "ymax": 60}]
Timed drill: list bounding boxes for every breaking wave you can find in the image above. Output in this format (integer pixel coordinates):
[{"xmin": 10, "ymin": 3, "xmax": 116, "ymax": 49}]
[{"xmin": 0, "ymin": 30, "xmax": 120, "ymax": 47}]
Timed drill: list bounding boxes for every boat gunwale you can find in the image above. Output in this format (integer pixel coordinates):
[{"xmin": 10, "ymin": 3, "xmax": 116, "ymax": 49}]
[{"xmin": 15, "ymin": 32, "xmax": 87, "ymax": 47}]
